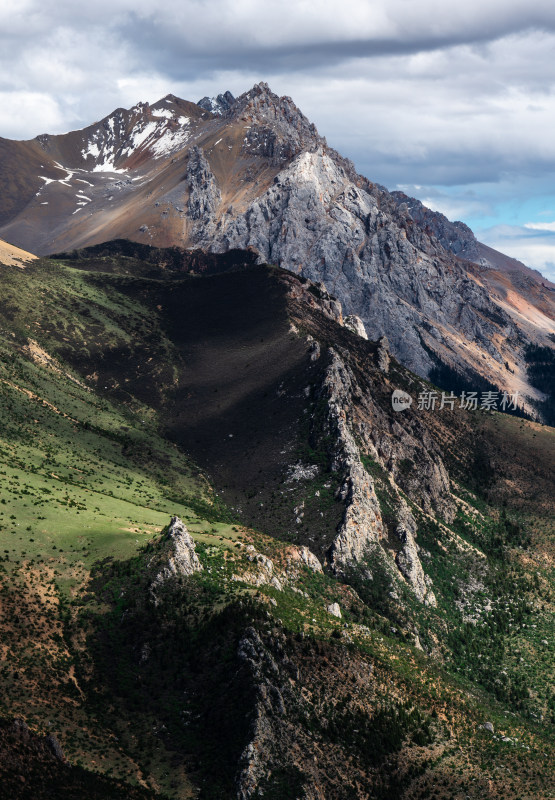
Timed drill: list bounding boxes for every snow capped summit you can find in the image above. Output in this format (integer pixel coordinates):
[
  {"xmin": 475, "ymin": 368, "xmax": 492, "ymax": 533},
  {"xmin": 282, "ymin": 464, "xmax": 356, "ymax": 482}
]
[
  {"xmin": 3, "ymin": 92, "xmax": 210, "ymax": 244},
  {"xmin": 80, "ymin": 100, "xmax": 194, "ymax": 173}
]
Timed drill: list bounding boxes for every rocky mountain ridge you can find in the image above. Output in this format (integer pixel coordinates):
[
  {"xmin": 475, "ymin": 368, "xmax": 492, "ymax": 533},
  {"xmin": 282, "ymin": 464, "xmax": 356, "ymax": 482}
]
[{"xmin": 0, "ymin": 82, "xmax": 553, "ymax": 410}]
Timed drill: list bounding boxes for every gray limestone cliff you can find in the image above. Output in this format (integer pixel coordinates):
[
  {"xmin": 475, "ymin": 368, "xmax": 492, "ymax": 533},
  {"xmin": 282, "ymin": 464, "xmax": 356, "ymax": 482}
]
[
  {"xmin": 308, "ymin": 338, "xmax": 447, "ymax": 601},
  {"xmin": 390, "ymin": 191, "xmax": 481, "ymax": 262},
  {"xmin": 313, "ymin": 346, "xmax": 437, "ymax": 602},
  {"xmin": 193, "ymin": 137, "xmax": 515, "ymax": 379},
  {"xmin": 318, "ymin": 349, "xmax": 384, "ymax": 573},
  {"xmin": 394, "ymin": 499, "xmax": 437, "ymax": 606}
]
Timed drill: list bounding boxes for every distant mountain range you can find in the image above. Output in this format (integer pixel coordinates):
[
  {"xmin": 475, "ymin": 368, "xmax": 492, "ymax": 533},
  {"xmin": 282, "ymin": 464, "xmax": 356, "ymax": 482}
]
[{"xmin": 1, "ymin": 82, "xmax": 554, "ymax": 412}]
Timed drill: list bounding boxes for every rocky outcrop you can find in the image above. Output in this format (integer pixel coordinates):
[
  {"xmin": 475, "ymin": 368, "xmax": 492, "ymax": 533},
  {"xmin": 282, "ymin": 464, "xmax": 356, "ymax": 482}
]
[
  {"xmin": 394, "ymin": 499, "xmax": 436, "ymax": 607},
  {"xmin": 186, "ymin": 146, "xmax": 221, "ymax": 221},
  {"xmin": 149, "ymin": 516, "xmax": 202, "ymax": 599},
  {"xmin": 232, "ymin": 542, "xmax": 322, "ymax": 590},
  {"xmin": 197, "ymin": 90, "xmax": 236, "ymax": 115},
  {"xmin": 234, "ymin": 82, "xmax": 325, "ymax": 167},
  {"xmin": 201, "ymin": 142, "xmax": 517, "ymax": 382},
  {"xmin": 288, "ymin": 545, "xmax": 323, "ymax": 574},
  {"xmin": 281, "ymin": 271, "xmax": 343, "ymax": 325},
  {"xmin": 327, "ymin": 602, "xmax": 342, "ymax": 618},
  {"xmin": 234, "ymin": 545, "xmax": 283, "ymax": 591},
  {"xmin": 319, "ymin": 349, "xmax": 439, "ymax": 602},
  {"xmin": 344, "ymin": 314, "xmax": 368, "ymax": 340},
  {"xmin": 45, "ymin": 734, "xmax": 65, "ymax": 762},
  {"xmin": 4, "ymin": 717, "xmax": 66, "ymax": 763},
  {"xmin": 376, "ymin": 335, "xmax": 390, "ymax": 373},
  {"xmin": 236, "ymin": 627, "xmax": 287, "ymax": 799},
  {"xmin": 319, "ymin": 349, "xmax": 384, "ymax": 573},
  {"xmin": 390, "ymin": 192, "xmax": 481, "ymax": 262}
]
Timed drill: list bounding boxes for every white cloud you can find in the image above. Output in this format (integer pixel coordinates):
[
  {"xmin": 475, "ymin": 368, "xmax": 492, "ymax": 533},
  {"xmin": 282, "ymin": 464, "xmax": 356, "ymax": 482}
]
[
  {"xmin": 0, "ymin": 91, "xmax": 63, "ymax": 139},
  {"xmin": 525, "ymin": 221, "xmax": 555, "ymax": 231},
  {"xmin": 2, "ymin": 3, "xmax": 555, "ymax": 180},
  {"xmin": 478, "ymin": 224, "xmax": 555, "ymax": 281},
  {"xmin": 413, "ymin": 193, "xmax": 494, "ymax": 223}
]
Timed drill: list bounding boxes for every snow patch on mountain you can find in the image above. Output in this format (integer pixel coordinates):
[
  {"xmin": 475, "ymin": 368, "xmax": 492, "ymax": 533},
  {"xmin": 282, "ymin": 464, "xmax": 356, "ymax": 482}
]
[
  {"xmin": 91, "ymin": 158, "xmax": 127, "ymax": 174},
  {"xmin": 83, "ymin": 141, "xmax": 101, "ymax": 159},
  {"xmin": 80, "ymin": 109, "xmax": 192, "ymax": 172},
  {"xmin": 153, "ymin": 108, "xmax": 174, "ymax": 120},
  {"xmin": 150, "ymin": 124, "xmax": 190, "ymax": 157}
]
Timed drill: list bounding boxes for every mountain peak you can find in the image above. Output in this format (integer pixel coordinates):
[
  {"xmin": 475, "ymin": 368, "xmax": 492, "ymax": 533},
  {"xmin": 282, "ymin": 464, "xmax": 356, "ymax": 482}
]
[
  {"xmin": 229, "ymin": 82, "xmax": 324, "ymax": 160},
  {"xmin": 234, "ymin": 81, "xmax": 299, "ymax": 118},
  {"xmin": 1, "ymin": 84, "xmax": 553, "ymax": 412},
  {"xmin": 196, "ymin": 90, "xmax": 236, "ymax": 115}
]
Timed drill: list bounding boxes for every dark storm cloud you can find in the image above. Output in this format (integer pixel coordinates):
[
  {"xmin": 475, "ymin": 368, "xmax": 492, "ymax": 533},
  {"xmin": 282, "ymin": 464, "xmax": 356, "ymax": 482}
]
[
  {"xmin": 3, "ymin": 1, "xmax": 555, "ymax": 272},
  {"xmin": 115, "ymin": 24, "xmax": 513, "ymax": 77}
]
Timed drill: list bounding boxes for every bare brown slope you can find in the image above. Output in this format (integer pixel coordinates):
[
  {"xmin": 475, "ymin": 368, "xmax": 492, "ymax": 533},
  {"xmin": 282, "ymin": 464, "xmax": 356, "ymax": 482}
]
[
  {"xmin": 0, "ymin": 101, "xmax": 283, "ymax": 255},
  {"xmin": 0, "ymin": 237, "xmax": 36, "ymax": 267},
  {"xmin": 477, "ymin": 240, "xmax": 555, "ymax": 287},
  {"xmin": 0, "ymin": 138, "xmax": 60, "ymax": 226},
  {"xmin": 472, "ymin": 242, "xmax": 555, "ymax": 343}
]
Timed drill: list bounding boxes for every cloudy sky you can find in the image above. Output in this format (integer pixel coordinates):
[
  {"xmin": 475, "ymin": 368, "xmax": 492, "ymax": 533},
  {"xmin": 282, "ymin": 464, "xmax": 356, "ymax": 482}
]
[{"xmin": 3, "ymin": 0, "xmax": 555, "ymax": 278}]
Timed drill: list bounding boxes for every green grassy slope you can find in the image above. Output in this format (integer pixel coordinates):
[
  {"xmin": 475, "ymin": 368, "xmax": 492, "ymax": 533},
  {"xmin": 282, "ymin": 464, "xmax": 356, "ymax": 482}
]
[
  {"xmin": 0, "ymin": 257, "xmax": 239, "ymax": 790},
  {"xmin": 0, "ymin": 250, "xmax": 552, "ymax": 798}
]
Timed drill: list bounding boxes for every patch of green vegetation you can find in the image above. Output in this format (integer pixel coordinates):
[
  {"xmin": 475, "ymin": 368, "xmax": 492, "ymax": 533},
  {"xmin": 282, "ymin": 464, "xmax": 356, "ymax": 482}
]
[
  {"xmin": 306, "ymin": 697, "xmax": 434, "ymax": 767},
  {"xmin": 410, "ymin": 500, "xmax": 552, "ymax": 719},
  {"xmin": 341, "ymin": 549, "xmax": 407, "ymax": 625},
  {"xmin": 0, "ymin": 258, "xmax": 241, "ymax": 792},
  {"xmin": 81, "ymin": 549, "xmax": 266, "ymax": 798}
]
